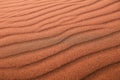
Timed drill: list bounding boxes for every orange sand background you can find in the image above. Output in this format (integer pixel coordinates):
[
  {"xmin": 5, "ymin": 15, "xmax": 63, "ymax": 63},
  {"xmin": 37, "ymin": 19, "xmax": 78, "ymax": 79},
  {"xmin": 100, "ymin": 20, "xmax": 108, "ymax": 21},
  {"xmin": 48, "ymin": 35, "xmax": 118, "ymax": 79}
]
[{"xmin": 0, "ymin": 0, "xmax": 120, "ymax": 80}]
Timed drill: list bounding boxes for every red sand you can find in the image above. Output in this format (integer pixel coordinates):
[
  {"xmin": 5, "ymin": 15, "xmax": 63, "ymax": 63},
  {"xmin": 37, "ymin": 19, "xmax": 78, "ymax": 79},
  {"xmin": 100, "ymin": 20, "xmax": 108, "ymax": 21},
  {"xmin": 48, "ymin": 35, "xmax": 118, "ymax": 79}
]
[{"xmin": 0, "ymin": 0, "xmax": 120, "ymax": 80}]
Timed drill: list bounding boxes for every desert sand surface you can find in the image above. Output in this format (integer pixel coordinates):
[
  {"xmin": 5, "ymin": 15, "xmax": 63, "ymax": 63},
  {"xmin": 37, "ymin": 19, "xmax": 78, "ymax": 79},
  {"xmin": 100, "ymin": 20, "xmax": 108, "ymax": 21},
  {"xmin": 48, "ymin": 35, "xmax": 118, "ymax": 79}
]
[{"xmin": 0, "ymin": 0, "xmax": 120, "ymax": 80}]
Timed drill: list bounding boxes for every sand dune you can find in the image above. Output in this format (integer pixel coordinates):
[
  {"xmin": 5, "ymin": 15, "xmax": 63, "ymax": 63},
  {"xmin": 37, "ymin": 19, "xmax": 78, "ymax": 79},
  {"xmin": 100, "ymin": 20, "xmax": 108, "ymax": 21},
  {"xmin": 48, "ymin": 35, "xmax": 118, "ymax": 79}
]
[{"xmin": 0, "ymin": 0, "xmax": 120, "ymax": 80}]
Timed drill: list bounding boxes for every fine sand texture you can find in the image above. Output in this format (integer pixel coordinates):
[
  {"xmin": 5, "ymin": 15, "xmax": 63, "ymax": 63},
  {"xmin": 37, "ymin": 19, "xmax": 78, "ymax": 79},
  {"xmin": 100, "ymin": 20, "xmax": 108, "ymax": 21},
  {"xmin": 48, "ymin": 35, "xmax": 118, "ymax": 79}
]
[{"xmin": 0, "ymin": 0, "xmax": 120, "ymax": 80}]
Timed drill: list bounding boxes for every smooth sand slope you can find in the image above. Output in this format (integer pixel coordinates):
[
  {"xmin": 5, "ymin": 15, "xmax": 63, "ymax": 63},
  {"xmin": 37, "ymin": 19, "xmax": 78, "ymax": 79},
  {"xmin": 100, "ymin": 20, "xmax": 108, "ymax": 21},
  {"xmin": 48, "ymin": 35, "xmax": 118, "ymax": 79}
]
[{"xmin": 0, "ymin": 0, "xmax": 120, "ymax": 80}]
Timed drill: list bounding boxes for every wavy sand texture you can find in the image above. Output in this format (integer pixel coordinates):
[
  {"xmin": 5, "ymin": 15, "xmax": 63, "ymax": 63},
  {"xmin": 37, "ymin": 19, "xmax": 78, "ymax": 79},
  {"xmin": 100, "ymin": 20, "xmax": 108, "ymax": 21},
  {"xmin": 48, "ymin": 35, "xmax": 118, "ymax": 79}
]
[{"xmin": 0, "ymin": 0, "xmax": 120, "ymax": 80}]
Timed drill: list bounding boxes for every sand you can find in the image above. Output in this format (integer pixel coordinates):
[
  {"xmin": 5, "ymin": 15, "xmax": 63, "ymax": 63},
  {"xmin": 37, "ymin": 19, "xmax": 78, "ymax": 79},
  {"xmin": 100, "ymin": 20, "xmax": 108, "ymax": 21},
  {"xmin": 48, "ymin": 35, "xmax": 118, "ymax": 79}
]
[{"xmin": 0, "ymin": 0, "xmax": 120, "ymax": 80}]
